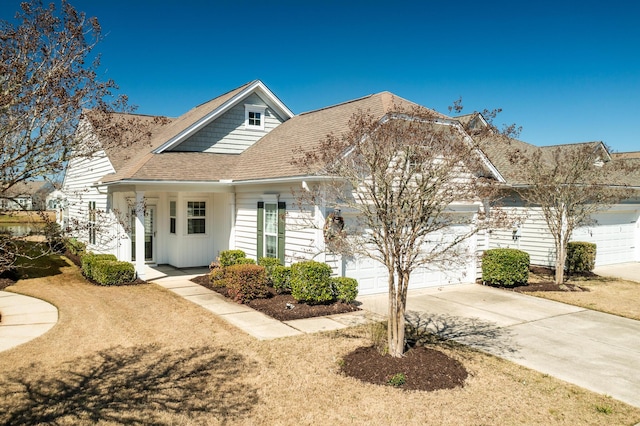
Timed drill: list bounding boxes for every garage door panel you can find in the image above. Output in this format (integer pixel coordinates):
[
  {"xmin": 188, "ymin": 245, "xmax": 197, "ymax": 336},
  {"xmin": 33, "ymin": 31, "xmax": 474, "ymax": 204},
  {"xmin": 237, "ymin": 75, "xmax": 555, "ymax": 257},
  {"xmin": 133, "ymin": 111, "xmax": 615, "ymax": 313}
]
[
  {"xmin": 573, "ymin": 210, "xmax": 638, "ymax": 266},
  {"xmin": 345, "ymin": 223, "xmax": 476, "ymax": 295}
]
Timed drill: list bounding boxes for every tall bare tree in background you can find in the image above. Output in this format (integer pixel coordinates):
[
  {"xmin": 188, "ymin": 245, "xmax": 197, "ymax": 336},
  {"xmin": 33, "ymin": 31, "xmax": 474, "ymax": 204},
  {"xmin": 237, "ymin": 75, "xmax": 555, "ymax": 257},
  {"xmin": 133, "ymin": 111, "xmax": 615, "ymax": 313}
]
[
  {"xmin": 0, "ymin": 0, "xmax": 158, "ymax": 273},
  {"xmin": 507, "ymin": 143, "xmax": 634, "ymax": 284},
  {"xmin": 294, "ymin": 105, "xmax": 507, "ymax": 357}
]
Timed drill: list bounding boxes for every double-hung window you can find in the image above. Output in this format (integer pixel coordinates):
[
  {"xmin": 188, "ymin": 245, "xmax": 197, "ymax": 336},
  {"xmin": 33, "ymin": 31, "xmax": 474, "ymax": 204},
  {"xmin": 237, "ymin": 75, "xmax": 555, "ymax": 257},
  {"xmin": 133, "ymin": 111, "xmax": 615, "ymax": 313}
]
[
  {"xmin": 88, "ymin": 201, "xmax": 96, "ymax": 244},
  {"xmin": 257, "ymin": 200, "xmax": 285, "ymax": 263},
  {"xmin": 187, "ymin": 201, "xmax": 205, "ymax": 234}
]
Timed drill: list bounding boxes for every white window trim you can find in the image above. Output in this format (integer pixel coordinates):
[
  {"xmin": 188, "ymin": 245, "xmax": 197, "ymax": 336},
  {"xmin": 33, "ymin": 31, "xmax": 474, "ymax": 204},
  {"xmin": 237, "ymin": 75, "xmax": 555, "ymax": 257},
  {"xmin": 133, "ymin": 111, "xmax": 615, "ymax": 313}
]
[
  {"xmin": 186, "ymin": 200, "xmax": 207, "ymax": 235},
  {"xmin": 261, "ymin": 194, "xmax": 279, "ymax": 204},
  {"xmin": 244, "ymin": 104, "xmax": 267, "ymax": 131},
  {"xmin": 263, "ymin": 203, "xmax": 278, "ymax": 259}
]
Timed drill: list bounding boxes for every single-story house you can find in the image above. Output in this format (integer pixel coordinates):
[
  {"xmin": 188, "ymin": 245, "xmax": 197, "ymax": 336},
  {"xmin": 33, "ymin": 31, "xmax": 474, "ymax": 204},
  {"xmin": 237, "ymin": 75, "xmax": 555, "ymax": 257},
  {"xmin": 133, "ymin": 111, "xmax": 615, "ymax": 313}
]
[
  {"xmin": 62, "ymin": 80, "xmax": 640, "ymax": 293},
  {"xmin": 1, "ymin": 181, "xmax": 53, "ymax": 211}
]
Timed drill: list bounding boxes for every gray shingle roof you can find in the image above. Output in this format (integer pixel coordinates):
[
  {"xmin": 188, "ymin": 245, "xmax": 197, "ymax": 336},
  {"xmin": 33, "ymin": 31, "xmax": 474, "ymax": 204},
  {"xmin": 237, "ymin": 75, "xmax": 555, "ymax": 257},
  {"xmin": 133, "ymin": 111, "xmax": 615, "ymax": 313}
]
[
  {"xmin": 89, "ymin": 83, "xmax": 640, "ymax": 189},
  {"xmin": 100, "ymin": 90, "xmax": 442, "ymax": 183}
]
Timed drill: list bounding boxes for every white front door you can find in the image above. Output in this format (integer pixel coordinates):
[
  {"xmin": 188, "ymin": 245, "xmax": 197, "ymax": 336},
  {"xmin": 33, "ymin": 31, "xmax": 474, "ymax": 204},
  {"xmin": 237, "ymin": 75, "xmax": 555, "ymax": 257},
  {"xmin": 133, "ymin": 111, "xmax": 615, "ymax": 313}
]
[{"xmin": 131, "ymin": 206, "xmax": 156, "ymax": 263}]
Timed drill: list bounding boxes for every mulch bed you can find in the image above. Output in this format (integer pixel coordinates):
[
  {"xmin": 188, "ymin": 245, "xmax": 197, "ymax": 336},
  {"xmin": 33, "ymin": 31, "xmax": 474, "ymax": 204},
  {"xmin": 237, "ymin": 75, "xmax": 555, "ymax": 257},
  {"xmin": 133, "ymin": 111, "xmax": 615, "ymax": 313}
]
[
  {"xmin": 483, "ymin": 265, "xmax": 592, "ymax": 293},
  {"xmin": 0, "ymin": 269, "xmax": 18, "ymax": 291},
  {"xmin": 192, "ymin": 273, "xmax": 468, "ymax": 392},
  {"xmin": 190, "ymin": 274, "xmax": 360, "ymax": 321},
  {"xmin": 341, "ymin": 345, "xmax": 468, "ymax": 391},
  {"xmin": 0, "ymin": 277, "xmax": 14, "ymax": 291}
]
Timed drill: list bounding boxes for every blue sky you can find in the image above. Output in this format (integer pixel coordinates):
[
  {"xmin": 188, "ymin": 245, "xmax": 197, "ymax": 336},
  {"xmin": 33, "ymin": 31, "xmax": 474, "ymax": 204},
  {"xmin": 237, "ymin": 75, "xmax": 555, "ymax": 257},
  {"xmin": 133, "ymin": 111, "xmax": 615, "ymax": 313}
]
[{"xmin": 2, "ymin": 0, "xmax": 639, "ymax": 152}]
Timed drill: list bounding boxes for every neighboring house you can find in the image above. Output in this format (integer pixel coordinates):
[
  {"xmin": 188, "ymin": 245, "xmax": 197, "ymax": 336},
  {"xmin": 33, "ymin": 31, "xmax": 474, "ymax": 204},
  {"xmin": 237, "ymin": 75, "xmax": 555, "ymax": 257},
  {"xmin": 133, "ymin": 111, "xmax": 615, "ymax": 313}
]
[
  {"xmin": 0, "ymin": 181, "xmax": 53, "ymax": 211},
  {"xmin": 468, "ymin": 123, "xmax": 640, "ymax": 268},
  {"xmin": 62, "ymin": 80, "xmax": 640, "ymax": 294}
]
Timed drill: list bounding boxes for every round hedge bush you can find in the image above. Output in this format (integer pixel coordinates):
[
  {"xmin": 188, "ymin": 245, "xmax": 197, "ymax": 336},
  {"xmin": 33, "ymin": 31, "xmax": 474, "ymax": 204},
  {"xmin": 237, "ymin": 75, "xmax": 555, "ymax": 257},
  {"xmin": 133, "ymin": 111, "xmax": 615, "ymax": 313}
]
[
  {"xmin": 331, "ymin": 277, "xmax": 359, "ymax": 303},
  {"xmin": 482, "ymin": 248, "xmax": 529, "ymax": 286},
  {"xmin": 290, "ymin": 260, "xmax": 334, "ymax": 304},
  {"xmin": 566, "ymin": 242, "xmax": 596, "ymax": 274}
]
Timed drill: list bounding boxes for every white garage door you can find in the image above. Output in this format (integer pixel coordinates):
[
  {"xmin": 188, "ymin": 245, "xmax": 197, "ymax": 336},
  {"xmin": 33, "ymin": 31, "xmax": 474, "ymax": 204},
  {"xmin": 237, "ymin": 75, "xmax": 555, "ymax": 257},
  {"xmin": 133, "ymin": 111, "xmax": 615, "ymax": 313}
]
[
  {"xmin": 345, "ymin": 224, "xmax": 476, "ymax": 295},
  {"xmin": 572, "ymin": 210, "xmax": 639, "ymax": 266}
]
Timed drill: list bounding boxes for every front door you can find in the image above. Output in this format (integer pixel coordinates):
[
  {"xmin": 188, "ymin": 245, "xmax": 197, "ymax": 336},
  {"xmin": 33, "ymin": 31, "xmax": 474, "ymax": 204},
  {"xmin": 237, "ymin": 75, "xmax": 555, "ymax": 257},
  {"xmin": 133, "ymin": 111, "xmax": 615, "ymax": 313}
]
[{"xmin": 131, "ymin": 206, "xmax": 155, "ymax": 262}]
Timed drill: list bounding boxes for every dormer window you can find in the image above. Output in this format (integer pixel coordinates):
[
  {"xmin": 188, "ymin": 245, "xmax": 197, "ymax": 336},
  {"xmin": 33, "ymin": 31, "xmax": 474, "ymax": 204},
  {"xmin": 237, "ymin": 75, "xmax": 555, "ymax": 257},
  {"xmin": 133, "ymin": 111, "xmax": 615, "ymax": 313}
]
[{"xmin": 245, "ymin": 104, "xmax": 267, "ymax": 130}]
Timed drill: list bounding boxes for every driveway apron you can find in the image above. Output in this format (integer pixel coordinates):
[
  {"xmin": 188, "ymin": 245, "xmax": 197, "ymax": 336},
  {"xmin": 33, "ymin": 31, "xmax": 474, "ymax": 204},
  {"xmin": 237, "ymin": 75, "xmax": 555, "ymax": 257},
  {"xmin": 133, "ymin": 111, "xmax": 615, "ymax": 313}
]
[{"xmin": 357, "ymin": 283, "xmax": 640, "ymax": 408}]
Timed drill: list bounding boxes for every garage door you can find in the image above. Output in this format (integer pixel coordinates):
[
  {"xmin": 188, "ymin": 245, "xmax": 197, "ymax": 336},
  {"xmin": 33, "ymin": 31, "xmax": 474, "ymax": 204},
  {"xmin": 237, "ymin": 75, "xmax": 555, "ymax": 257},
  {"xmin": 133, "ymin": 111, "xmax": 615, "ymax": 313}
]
[
  {"xmin": 345, "ymin": 224, "xmax": 476, "ymax": 295},
  {"xmin": 572, "ymin": 210, "xmax": 639, "ymax": 266}
]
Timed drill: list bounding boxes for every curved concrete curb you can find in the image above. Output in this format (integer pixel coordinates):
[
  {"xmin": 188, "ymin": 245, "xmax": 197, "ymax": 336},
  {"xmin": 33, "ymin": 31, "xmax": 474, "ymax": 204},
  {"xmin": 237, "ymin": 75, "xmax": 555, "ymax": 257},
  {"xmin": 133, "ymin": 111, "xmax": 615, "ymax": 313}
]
[{"xmin": 0, "ymin": 291, "xmax": 58, "ymax": 352}]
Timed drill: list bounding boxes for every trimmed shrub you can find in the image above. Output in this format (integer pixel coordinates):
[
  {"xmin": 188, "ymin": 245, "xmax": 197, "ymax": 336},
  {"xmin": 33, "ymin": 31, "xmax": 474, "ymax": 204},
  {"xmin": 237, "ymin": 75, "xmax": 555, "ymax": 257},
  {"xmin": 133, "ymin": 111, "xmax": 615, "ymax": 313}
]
[
  {"xmin": 218, "ymin": 250, "xmax": 249, "ymax": 267},
  {"xmin": 258, "ymin": 257, "xmax": 282, "ymax": 281},
  {"xmin": 271, "ymin": 265, "xmax": 291, "ymax": 293},
  {"xmin": 92, "ymin": 260, "xmax": 136, "ymax": 286},
  {"xmin": 290, "ymin": 260, "xmax": 334, "ymax": 304},
  {"xmin": 566, "ymin": 242, "xmax": 597, "ymax": 274},
  {"xmin": 64, "ymin": 238, "xmax": 86, "ymax": 257},
  {"xmin": 224, "ymin": 264, "xmax": 269, "ymax": 303},
  {"xmin": 81, "ymin": 253, "xmax": 117, "ymax": 279},
  {"xmin": 332, "ymin": 277, "xmax": 359, "ymax": 303},
  {"xmin": 235, "ymin": 257, "xmax": 256, "ymax": 265},
  {"xmin": 482, "ymin": 248, "xmax": 529, "ymax": 286},
  {"xmin": 209, "ymin": 263, "xmax": 227, "ymax": 287}
]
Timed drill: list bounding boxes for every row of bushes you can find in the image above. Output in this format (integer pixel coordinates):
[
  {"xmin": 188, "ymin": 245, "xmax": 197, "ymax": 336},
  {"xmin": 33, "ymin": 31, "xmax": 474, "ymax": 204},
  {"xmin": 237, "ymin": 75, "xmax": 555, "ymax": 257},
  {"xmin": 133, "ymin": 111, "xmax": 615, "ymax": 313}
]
[
  {"xmin": 64, "ymin": 238, "xmax": 137, "ymax": 286},
  {"xmin": 80, "ymin": 252, "xmax": 136, "ymax": 286},
  {"xmin": 210, "ymin": 250, "xmax": 359, "ymax": 305},
  {"xmin": 481, "ymin": 242, "xmax": 597, "ymax": 286}
]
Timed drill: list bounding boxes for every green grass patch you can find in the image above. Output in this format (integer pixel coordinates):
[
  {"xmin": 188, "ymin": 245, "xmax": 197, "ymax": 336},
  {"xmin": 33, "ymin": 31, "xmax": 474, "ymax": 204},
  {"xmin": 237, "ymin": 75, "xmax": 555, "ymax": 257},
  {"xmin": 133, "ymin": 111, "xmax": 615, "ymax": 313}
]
[{"xmin": 11, "ymin": 241, "xmax": 69, "ymax": 279}]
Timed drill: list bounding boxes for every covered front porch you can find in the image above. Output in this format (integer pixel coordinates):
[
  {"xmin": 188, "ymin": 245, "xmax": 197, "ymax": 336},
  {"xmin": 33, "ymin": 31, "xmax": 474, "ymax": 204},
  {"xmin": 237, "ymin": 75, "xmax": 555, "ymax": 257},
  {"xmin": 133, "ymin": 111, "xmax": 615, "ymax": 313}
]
[{"xmin": 105, "ymin": 182, "xmax": 236, "ymax": 280}]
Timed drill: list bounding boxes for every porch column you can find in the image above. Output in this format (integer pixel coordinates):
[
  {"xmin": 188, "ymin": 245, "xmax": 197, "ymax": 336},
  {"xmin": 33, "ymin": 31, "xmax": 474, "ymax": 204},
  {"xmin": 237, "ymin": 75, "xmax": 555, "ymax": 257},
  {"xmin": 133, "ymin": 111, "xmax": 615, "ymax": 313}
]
[
  {"xmin": 228, "ymin": 192, "xmax": 236, "ymax": 250},
  {"xmin": 135, "ymin": 191, "xmax": 146, "ymax": 280}
]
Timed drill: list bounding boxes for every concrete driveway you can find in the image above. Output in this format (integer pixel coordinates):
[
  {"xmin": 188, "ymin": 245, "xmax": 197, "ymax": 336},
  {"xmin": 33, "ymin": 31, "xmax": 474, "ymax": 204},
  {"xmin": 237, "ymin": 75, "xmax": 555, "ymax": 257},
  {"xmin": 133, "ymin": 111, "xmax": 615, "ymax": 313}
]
[
  {"xmin": 594, "ymin": 262, "xmax": 640, "ymax": 283},
  {"xmin": 357, "ymin": 283, "xmax": 640, "ymax": 408}
]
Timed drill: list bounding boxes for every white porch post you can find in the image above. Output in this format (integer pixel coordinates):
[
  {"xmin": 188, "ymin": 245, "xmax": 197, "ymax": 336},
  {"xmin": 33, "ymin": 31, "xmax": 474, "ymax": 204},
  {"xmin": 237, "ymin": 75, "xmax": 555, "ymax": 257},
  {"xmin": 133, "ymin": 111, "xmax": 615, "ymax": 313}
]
[
  {"xmin": 135, "ymin": 191, "xmax": 146, "ymax": 280},
  {"xmin": 229, "ymin": 192, "xmax": 236, "ymax": 250}
]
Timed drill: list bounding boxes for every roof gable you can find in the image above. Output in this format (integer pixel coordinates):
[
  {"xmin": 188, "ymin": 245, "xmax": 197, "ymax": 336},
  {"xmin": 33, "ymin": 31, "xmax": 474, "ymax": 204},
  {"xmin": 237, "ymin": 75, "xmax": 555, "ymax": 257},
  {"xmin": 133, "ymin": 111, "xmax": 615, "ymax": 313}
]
[{"xmin": 154, "ymin": 80, "xmax": 294, "ymax": 154}]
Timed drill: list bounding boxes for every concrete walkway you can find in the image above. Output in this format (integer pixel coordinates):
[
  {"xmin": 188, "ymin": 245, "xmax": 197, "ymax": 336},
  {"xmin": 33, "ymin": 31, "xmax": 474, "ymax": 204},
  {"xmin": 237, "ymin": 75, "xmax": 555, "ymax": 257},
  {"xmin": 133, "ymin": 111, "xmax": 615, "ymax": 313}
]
[
  {"xmin": 0, "ymin": 291, "xmax": 58, "ymax": 352},
  {"xmin": 145, "ymin": 265, "xmax": 381, "ymax": 340},
  {"xmin": 359, "ymin": 283, "xmax": 640, "ymax": 409}
]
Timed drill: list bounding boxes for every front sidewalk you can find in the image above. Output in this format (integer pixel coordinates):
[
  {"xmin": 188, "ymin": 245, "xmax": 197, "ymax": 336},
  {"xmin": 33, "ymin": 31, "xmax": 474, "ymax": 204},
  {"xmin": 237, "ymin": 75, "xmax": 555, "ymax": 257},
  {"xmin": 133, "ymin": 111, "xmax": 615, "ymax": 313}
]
[
  {"xmin": 146, "ymin": 265, "xmax": 382, "ymax": 340},
  {"xmin": 0, "ymin": 291, "xmax": 58, "ymax": 352}
]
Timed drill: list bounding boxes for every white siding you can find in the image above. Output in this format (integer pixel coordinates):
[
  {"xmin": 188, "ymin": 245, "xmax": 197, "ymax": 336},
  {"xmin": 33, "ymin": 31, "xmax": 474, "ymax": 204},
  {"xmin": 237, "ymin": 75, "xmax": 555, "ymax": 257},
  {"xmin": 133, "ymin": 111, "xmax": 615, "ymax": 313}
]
[
  {"xmin": 172, "ymin": 94, "xmax": 285, "ymax": 154},
  {"xmin": 490, "ymin": 205, "xmax": 640, "ymax": 267},
  {"xmin": 168, "ymin": 192, "xmax": 217, "ymax": 267},
  {"xmin": 234, "ymin": 183, "xmax": 319, "ymax": 265},
  {"xmin": 489, "ymin": 207, "xmax": 556, "ymax": 266},
  {"xmin": 62, "ymin": 151, "xmax": 117, "ymax": 253}
]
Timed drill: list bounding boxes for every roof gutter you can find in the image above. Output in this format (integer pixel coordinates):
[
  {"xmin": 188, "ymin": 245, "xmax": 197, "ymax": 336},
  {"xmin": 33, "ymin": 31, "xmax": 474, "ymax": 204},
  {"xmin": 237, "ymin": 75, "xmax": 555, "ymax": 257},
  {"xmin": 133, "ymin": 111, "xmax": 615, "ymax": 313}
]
[{"xmin": 96, "ymin": 175, "xmax": 332, "ymax": 189}]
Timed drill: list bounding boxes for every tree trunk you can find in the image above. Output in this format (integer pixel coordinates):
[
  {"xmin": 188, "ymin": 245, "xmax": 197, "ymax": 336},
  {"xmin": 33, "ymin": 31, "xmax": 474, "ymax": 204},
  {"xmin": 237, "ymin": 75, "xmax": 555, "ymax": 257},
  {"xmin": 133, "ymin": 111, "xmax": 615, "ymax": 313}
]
[
  {"xmin": 387, "ymin": 271, "xmax": 406, "ymax": 358},
  {"xmin": 555, "ymin": 208, "xmax": 568, "ymax": 285},
  {"xmin": 555, "ymin": 241, "xmax": 566, "ymax": 285}
]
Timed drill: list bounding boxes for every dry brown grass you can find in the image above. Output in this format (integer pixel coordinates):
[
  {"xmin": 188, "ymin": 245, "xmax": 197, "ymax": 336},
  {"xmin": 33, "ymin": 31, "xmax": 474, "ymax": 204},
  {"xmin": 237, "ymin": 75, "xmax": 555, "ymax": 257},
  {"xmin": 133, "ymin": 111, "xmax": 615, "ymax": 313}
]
[
  {"xmin": 1, "ymin": 261, "xmax": 639, "ymax": 425},
  {"xmin": 528, "ymin": 276, "xmax": 640, "ymax": 321},
  {"xmin": 0, "ymin": 210, "xmax": 55, "ymax": 222}
]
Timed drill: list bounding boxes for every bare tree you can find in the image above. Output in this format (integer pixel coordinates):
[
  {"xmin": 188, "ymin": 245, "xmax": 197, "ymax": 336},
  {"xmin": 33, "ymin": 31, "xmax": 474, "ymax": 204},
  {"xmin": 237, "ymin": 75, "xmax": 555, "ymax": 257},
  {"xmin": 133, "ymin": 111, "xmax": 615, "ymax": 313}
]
[
  {"xmin": 0, "ymin": 1, "xmax": 159, "ymax": 273},
  {"xmin": 507, "ymin": 143, "xmax": 634, "ymax": 284},
  {"xmin": 294, "ymin": 104, "xmax": 506, "ymax": 357}
]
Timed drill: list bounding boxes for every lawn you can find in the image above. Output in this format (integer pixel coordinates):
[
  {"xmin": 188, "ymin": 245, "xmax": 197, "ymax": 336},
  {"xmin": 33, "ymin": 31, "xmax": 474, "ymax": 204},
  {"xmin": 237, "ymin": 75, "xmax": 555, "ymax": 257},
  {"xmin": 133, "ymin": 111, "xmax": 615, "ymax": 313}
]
[
  {"xmin": 1, "ymin": 259, "xmax": 639, "ymax": 425},
  {"xmin": 0, "ymin": 211, "xmax": 55, "ymax": 222},
  {"xmin": 524, "ymin": 268, "xmax": 640, "ymax": 321}
]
